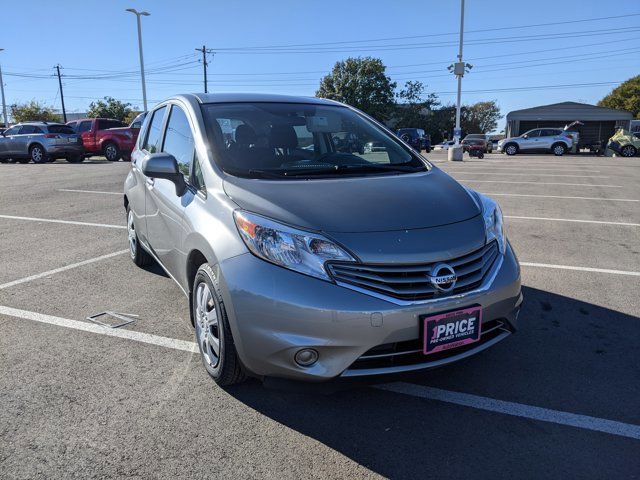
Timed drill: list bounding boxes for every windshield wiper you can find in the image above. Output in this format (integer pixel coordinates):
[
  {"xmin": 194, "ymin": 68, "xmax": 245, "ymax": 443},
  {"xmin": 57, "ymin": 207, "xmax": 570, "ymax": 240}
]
[{"xmin": 282, "ymin": 163, "xmax": 424, "ymax": 177}]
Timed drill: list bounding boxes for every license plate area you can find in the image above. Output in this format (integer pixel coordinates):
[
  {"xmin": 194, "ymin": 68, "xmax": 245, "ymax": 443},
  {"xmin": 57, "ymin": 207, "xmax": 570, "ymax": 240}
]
[{"xmin": 422, "ymin": 306, "xmax": 482, "ymax": 355}]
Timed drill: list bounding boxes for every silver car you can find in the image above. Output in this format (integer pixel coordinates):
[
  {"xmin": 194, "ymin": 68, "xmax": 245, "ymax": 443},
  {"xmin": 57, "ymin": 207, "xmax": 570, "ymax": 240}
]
[
  {"xmin": 124, "ymin": 93, "xmax": 522, "ymax": 386},
  {"xmin": 0, "ymin": 122, "xmax": 84, "ymax": 163},
  {"xmin": 498, "ymin": 128, "xmax": 573, "ymax": 156}
]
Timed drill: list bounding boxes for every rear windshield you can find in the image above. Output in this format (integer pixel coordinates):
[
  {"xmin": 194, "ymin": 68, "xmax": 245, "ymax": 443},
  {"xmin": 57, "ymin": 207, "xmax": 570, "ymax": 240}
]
[
  {"xmin": 47, "ymin": 125, "xmax": 76, "ymax": 135},
  {"xmin": 464, "ymin": 134, "xmax": 485, "ymax": 139},
  {"xmin": 97, "ymin": 119, "xmax": 125, "ymax": 130},
  {"xmin": 200, "ymin": 102, "xmax": 427, "ymax": 179}
]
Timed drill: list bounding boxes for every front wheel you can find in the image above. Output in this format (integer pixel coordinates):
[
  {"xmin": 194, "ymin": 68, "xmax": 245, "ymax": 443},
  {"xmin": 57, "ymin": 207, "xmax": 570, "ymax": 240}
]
[
  {"xmin": 193, "ymin": 263, "xmax": 246, "ymax": 386},
  {"xmin": 552, "ymin": 143, "xmax": 566, "ymax": 156},
  {"xmin": 621, "ymin": 145, "xmax": 637, "ymax": 157},
  {"xmin": 504, "ymin": 144, "xmax": 518, "ymax": 156}
]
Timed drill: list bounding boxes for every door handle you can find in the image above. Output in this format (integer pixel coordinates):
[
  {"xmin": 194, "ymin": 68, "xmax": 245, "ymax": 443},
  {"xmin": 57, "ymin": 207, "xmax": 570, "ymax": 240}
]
[{"xmin": 145, "ymin": 178, "xmax": 155, "ymax": 187}]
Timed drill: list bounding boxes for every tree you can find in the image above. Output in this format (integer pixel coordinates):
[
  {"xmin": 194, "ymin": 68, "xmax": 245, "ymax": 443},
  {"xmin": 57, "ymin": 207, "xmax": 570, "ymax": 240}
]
[
  {"xmin": 123, "ymin": 110, "xmax": 142, "ymax": 126},
  {"xmin": 462, "ymin": 100, "xmax": 501, "ymax": 133},
  {"xmin": 316, "ymin": 57, "xmax": 397, "ymax": 121},
  {"xmin": 87, "ymin": 97, "xmax": 134, "ymax": 122},
  {"xmin": 10, "ymin": 101, "xmax": 59, "ymax": 123},
  {"xmin": 598, "ymin": 75, "xmax": 640, "ymax": 118},
  {"xmin": 394, "ymin": 80, "xmax": 440, "ymax": 129}
]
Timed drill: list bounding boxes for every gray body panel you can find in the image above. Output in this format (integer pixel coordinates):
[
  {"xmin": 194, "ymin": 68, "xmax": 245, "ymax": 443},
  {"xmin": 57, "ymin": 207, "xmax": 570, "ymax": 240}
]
[{"xmin": 124, "ymin": 93, "xmax": 522, "ymax": 381}]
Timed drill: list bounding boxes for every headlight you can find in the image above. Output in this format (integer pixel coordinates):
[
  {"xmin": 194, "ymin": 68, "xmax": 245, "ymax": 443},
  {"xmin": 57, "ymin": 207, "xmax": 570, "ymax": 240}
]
[
  {"xmin": 233, "ymin": 210, "xmax": 355, "ymax": 281},
  {"xmin": 464, "ymin": 189, "xmax": 506, "ymax": 253}
]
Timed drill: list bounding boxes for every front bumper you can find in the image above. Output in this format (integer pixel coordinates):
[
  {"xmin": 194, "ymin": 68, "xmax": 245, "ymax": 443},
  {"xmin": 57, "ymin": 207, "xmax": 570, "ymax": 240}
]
[{"xmin": 218, "ymin": 242, "xmax": 522, "ymax": 382}]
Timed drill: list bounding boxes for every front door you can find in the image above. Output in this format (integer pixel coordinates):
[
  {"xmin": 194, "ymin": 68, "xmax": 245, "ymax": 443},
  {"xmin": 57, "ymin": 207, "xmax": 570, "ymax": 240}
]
[
  {"xmin": 0, "ymin": 125, "xmax": 23, "ymax": 156},
  {"xmin": 144, "ymin": 104, "xmax": 196, "ymax": 276},
  {"xmin": 519, "ymin": 129, "xmax": 541, "ymax": 151}
]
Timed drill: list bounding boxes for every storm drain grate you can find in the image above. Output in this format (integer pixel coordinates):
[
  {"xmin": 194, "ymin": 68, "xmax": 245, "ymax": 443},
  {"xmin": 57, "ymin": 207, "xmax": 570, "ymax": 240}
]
[{"xmin": 86, "ymin": 311, "xmax": 139, "ymax": 329}]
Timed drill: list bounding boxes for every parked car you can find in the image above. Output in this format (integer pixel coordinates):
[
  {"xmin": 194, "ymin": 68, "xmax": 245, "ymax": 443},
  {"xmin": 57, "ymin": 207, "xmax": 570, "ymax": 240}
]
[
  {"xmin": 68, "ymin": 113, "xmax": 145, "ymax": 162},
  {"xmin": 498, "ymin": 128, "xmax": 573, "ymax": 156},
  {"xmin": 363, "ymin": 141, "xmax": 386, "ymax": 153},
  {"xmin": 397, "ymin": 128, "xmax": 431, "ymax": 152},
  {"xmin": 0, "ymin": 122, "xmax": 83, "ymax": 163},
  {"xmin": 124, "ymin": 93, "xmax": 522, "ymax": 386},
  {"xmin": 607, "ymin": 128, "xmax": 640, "ymax": 157},
  {"xmin": 461, "ymin": 134, "xmax": 493, "ymax": 153},
  {"xmin": 434, "ymin": 140, "xmax": 455, "ymax": 151}
]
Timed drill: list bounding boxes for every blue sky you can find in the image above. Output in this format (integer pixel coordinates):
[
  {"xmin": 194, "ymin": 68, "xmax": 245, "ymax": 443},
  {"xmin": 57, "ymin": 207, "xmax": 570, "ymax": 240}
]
[{"xmin": 1, "ymin": 0, "xmax": 639, "ymax": 130}]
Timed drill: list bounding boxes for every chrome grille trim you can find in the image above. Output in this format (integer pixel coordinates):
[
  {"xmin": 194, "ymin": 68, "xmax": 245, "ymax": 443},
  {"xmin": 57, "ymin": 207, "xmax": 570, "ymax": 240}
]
[{"xmin": 327, "ymin": 242, "xmax": 501, "ymax": 306}]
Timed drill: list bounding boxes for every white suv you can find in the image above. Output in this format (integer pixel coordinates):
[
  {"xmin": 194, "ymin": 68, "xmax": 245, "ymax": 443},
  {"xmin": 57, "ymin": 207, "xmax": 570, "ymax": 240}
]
[{"xmin": 498, "ymin": 128, "xmax": 573, "ymax": 156}]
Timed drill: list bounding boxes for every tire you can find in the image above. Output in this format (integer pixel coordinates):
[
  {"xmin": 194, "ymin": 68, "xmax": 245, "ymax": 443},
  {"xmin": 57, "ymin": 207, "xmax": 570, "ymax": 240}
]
[
  {"xmin": 193, "ymin": 263, "xmax": 246, "ymax": 386},
  {"xmin": 400, "ymin": 133, "xmax": 411, "ymax": 143},
  {"xmin": 103, "ymin": 142, "xmax": 121, "ymax": 162},
  {"xmin": 0, "ymin": 157, "xmax": 8, "ymax": 163},
  {"xmin": 504, "ymin": 143, "xmax": 518, "ymax": 156},
  {"xmin": 29, "ymin": 144, "xmax": 48, "ymax": 163},
  {"xmin": 126, "ymin": 207, "xmax": 153, "ymax": 267},
  {"xmin": 552, "ymin": 143, "xmax": 566, "ymax": 156},
  {"xmin": 620, "ymin": 145, "xmax": 637, "ymax": 157},
  {"xmin": 66, "ymin": 154, "xmax": 85, "ymax": 163},
  {"xmin": 16, "ymin": 158, "xmax": 30, "ymax": 164}
]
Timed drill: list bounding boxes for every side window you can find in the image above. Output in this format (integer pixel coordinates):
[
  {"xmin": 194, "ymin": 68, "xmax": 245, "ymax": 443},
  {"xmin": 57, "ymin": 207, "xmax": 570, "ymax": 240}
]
[
  {"xmin": 192, "ymin": 157, "xmax": 206, "ymax": 192},
  {"xmin": 20, "ymin": 125, "xmax": 36, "ymax": 134},
  {"xmin": 143, "ymin": 106, "xmax": 167, "ymax": 154},
  {"xmin": 526, "ymin": 130, "xmax": 540, "ymax": 138},
  {"xmin": 162, "ymin": 106, "xmax": 195, "ymax": 180},
  {"xmin": 67, "ymin": 122, "xmax": 77, "ymax": 131},
  {"xmin": 4, "ymin": 126, "xmax": 22, "ymax": 135},
  {"xmin": 98, "ymin": 119, "xmax": 124, "ymax": 130},
  {"xmin": 77, "ymin": 121, "xmax": 92, "ymax": 133}
]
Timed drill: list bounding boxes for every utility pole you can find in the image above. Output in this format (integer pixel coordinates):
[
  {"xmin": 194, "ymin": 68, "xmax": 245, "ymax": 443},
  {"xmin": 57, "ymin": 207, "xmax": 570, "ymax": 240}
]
[
  {"xmin": 447, "ymin": 0, "xmax": 471, "ymax": 161},
  {"xmin": 55, "ymin": 64, "xmax": 67, "ymax": 123},
  {"xmin": 126, "ymin": 8, "xmax": 150, "ymax": 111},
  {"xmin": 196, "ymin": 45, "xmax": 214, "ymax": 93},
  {"xmin": 0, "ymin": 49, "xmax": 8, "ymax": 127}
]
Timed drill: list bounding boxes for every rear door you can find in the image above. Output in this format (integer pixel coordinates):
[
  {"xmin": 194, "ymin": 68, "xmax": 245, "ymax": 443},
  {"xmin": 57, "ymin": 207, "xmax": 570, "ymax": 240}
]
[
  {"xmin": 538, "ymin": 129, "xmax": 559, "ymax": 150},
  {"xmin": 144, "ymin": 103, "xmax": 196, "ymax": 275}
]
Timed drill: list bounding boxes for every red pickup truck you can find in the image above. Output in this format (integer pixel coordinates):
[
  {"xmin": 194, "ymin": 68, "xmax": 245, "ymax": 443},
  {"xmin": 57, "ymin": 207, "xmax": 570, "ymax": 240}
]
[{"xmin": 67, "ymin": 113, "xmax": 145, "ymax": 161}]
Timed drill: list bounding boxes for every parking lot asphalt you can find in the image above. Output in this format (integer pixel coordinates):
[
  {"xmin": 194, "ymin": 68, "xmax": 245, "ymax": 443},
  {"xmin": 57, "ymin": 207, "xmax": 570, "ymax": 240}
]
[{"xmin": 1, "ymin": 152, "xmax": 639, "ymax": 479}]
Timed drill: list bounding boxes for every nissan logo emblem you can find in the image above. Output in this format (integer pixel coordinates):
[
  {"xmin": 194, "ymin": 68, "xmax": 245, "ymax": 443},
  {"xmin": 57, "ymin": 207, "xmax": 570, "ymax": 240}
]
[{"xmin": 429, "ymin": 263, "xmax": 457, "ymax": 292}]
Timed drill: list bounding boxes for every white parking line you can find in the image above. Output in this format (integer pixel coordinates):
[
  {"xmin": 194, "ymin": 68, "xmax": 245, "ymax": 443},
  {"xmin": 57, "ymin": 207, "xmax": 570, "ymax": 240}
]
[
  {"xmin": 505, "ymin": 216, "xmax": 640, "ymax": 227},
  {"xmin": 0, "ymin": 250, "xmax": 128, "ymax": 290},
  {"xmin": 463, "ymin": 180, "xmax": 622, "ymax": 187},
  {"xmin": 0, "ymin": 305, "xmax": 198, "ymax": 353},
  {"xmin": 376, "ymin": 383, "xmax": 640, "ymax": 441},
  {"xmin": 2, "ymin": 304, "xmax": 638, "ymax": 441},
  {"xmin": 521, "ymin": 262, "xmax": 640, "ymax": 277},
  {"xmin": 59, "ymin": 188, "xmax": 121, "ymax": 195},
  {"xmin": 484, "ymin": 193, "xmax": 639, "ymax": 202},
  {"xmin": 452, "ymin": 172, "xmax": 604, "ymax": 178},
  {"xmin": 0, "ymin": 214, "xmax": 125, "ymax": 229}
]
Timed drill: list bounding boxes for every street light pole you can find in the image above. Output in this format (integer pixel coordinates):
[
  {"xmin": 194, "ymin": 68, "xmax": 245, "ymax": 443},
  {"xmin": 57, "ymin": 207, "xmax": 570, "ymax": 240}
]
[
  {"xmin": 0, "ymin": 49, "xmax": 8, "ymax": 127},
  {"xmin": 126, "ymin": 8, "xmax": 150, "ymax": 111},
  {"xmin": 448, "ymin": 0, "xmax": 469, "ymax": 161}
]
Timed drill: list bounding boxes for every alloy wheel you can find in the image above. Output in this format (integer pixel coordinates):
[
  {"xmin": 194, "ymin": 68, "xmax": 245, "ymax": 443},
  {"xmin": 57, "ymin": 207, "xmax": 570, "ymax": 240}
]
[
  {"xmin": 506, "ymin": 145, "xmax": 517, "ymax": 155},
  {"xmin": 31, "ymin": 147, "xmax": 43, "ymax": 162},
  {"xmin": 195, "ymin": 282, "xmax": 221, "ymax": 368},
  {"xmin": 621, "ymin": 145, "xmax": 635, "ymax": 157},
  {"xmin": 554, "ymin": 145, "xmax": 565, "ymax": 155},
  {"xmin": 105, "ymin": 145, "xmax": 118, "ymax": 161},
  {"xmin": 127, "ymin": 210, "xmax": 137, "ymax": 259}
]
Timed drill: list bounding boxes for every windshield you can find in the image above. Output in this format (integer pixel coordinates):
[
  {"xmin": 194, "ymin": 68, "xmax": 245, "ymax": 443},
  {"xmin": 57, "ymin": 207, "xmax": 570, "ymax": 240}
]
[{"xmin": 201, "ymin": 102, "xmax": 427, "ymax": 179}]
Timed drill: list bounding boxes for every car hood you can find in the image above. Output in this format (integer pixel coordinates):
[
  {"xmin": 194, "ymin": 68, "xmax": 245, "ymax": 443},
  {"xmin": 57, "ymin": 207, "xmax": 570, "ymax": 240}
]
[{"xmin": 222, "ymin": 168, "xmax": 480, "ymax": 233}]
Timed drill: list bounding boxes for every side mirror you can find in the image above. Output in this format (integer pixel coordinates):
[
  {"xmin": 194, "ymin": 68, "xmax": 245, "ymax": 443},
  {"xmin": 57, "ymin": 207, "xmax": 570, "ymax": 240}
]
[
  {"xmin": 132, "ymin": 122, "xmax": 141, "ymax": 129},
  {"xmin": 141, "ymin": 153, "xmax": 186, "ymax": 196},
  {"xmin": 522, "ymin": 134, "xmax": 528, "ymax": 139}
]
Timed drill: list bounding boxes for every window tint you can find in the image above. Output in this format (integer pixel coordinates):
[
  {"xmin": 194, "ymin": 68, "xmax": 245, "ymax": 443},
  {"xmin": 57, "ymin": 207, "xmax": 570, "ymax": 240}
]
[
  {"xmin": 143, "ymin": 106, "xmax": 167, "ymax": 153},
  {"xmin": 97, "ymin": 119, "xmax": 125, "ymax": 130},
  {"xmin": 524, "ymin": 130, "xmax": 540, "ymax": 138},
  {"xmin": 4, "ymin": 126, "xmax": 21, "ymax": 135},
  {"xmin": 77, "ymin": 121, "xmax": 92, "ymax": 133},
  {"xmin": 47, "ymin": 125, "xmax": 75, "ymax": 135},
  {"xmin": 162, "ymin": 106, "xmax": 195, "ymax": 180},
  {"xmin": 20, "ymin": 125, "xmax": 43, "ymax": 134}
]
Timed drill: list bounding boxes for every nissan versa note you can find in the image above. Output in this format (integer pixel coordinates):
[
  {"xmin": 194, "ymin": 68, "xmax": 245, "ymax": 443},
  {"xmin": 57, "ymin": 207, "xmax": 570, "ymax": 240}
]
[{"xmin": 124, "ymin": 93, "xmax": 522, "ymax": 386}]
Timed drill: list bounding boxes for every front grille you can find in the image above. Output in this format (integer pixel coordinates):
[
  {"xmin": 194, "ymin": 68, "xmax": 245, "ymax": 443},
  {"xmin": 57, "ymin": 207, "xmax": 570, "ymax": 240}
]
[
  {"xmin": 327, "ymin": 241, "xmax": 499, "ymax": 302},
  {"xmin": 346, "ymin": 318, "xmax": 510, "ymax": 372}
]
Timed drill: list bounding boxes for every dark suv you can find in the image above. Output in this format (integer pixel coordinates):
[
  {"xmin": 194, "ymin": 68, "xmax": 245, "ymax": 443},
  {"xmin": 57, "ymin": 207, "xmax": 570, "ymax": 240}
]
[{"xmin": 397, "ymin": 128, "xmax": 431, "ymax": 153}]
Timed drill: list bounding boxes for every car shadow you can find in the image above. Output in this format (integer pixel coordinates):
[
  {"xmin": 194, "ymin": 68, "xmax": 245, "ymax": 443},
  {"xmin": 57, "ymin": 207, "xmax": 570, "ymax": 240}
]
[{"xmin": 218, "ymin": 286, "xmax": 639, "ymax": 479}]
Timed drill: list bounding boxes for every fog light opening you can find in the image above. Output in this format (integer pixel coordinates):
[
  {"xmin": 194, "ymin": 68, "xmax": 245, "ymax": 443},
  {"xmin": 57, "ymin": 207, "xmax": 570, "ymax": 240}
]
[{"xmin": 294, "ymin": 348, "xmax": 319, "ymax": 367}]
